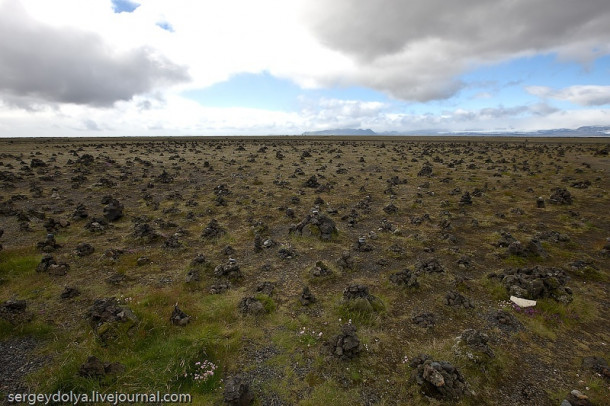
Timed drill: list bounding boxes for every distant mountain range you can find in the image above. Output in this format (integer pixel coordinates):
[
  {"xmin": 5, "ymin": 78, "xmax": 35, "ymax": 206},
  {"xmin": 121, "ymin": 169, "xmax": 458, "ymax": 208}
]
[
  {"xmin": 302, "ymin": 126, "xmax": 610, "ymax": 137},
  {"xmin": 302, "ymin": 128, "xmax": 376, "ymax": 136}
]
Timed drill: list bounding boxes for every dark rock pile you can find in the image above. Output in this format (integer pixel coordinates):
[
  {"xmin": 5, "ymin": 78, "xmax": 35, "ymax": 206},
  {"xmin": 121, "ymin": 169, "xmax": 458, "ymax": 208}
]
[
  {"xmin": 36, "ymin": 255, "xmax": 69, "ymax": 276},
  {"xmin": 238, "ymin": 297, "xmax": 265, "ymax": 315},
  {"xmin": 549, "ymin": 188, "xmax": 572, "ymax": 205},
  {"xmin": 37, "ymin": 233, "xmax": 61, "ymax": 252},
  {"xmin": 354, "ymin": 236, "xmax": 374, "ymax": 252},
  {"xmin": 581, "ymin": 356, "xmax": 609, "ymax": 379},
  {"xmin": 489, "ymin": 266, "xmax": 572, "ymax": 303},
  {"xmin": 389, "ymin": 269, "xmax": 419, "ymax": 287},
  {"xmin": 337, "ymin": 251, "xmax": 354, "ymax": 270},
  {"xmin": 103, "ymin": 199, "xmax": 124, "ymax": 222},
  {"xmin": 289, "ymin": 212, "xmax": 337, "ymax": 241},
  {"xmin": 201, "ymin": 219, "xmax": 225, "ymax": 239},
  {"xmin": 571, "ymin": 180, "xmax": 591, "ymax": 189},
  {"xmin": 85, "ymin": 217, "xmax": 109, "ymax": 232},
  {"xmin": 300, "ymin": 286, "xmax": 316, "ymax": 306},
  {"xmin": 326, "ymin": 324, "xmax": 361, "ymax": 360},
  {"xmin": 223, "ymin": 374, "xmax": 254, "ymax": 405},
  {"xmin": 412, "ymin": 312, "xmax": 436, "ymax": 328},
  {"xmin": 311, "ymin": 261, "xmax": 332, "ymax": 277},
  {"xmin": 495, "ymin": 231, "xmax": 517, "ymax": 247},
  {"xmin": 506, "ymin": 238, "xmax": 547, "ymax": 258},
  {"xmin": 209, "ymin": 282, "xmax": 230, "ymax": 294},
  {"xmin": 383, "ymin": 203, "xmax": 398, "ymax": 214},
  {"xmin": 343, "ymin": 284, "xmax": 373, "ymax": 300},
  {"xmin": 170, "ymin": 304, "xmax": 190, "ymax": 326},
  {"xmin": 343, "ymin": 284, "xmax": 384, "ymax": 311},
  {"xmin": 561, "ymin": 389, "xmax": 594, "ymax": 406},
  {"xmin": 86, "ymin": 297, "xmax": 138, "ymax": 340},
  {"xmin": 163, "ymin": 233, "xmax": 182, "ymax": 249},
  {"xmin": 489, "ymin": 309, "xmax": 522, "ymax": 332},
  {"xmin": 156, "ymin": 170, "xmax": 174, "ymax": 184},
  {"xmin": 43, "ymin": 218, "xmax": 69, "ymax": 233},
  {"xmin": 190, "ymin": 253, "xmax": 206, "ymax": 266},
  {"xmin": 304, "ymin": 175, "xmax": 319, "ymax": 188},
  {"xmin": 60, "ymin": 286, "xmax": 81, "ymax": 299},
  {"xmin": 310, "ymin": 214, "xmax": 337, "ymax": 241},
  {"xmin": 74, "ymin": 242, "xmax": 94, "ymax": 257},
  {"xmin": 453, "ymin": 329, "xmax": 494, "ymax": 363},
  {"xmin": 410, "ymin": 354, "xmax": 468, "ymax": 400},
  {"xmin": 0, "ymin": 299, "xmax": 32, "ymax": 325},
  {"xmin": 185, "ymin": 269, "xmax": 200, "ymax": 283},
  {"xmin": 417, "ymin": 163, "xmax": 433, "ymax": 177},
  {"xmin": 72, "ymin": 203, "xmax": 88, "ymax": 219},
  {"xmin": 445, "ymin": 291, "xmax": 474, "ymax": 308},
  {"xmin": 132, "ymin": 222, "xmax": 161, "ymax": 242},
  {"xmin": 214, "ymin": 259, "xmax": 243, "ymax": 280},
  {"xmin": 415, "ymin": 258, "xmax": 444, "ymax": 274},
  {"xmin": 536, "ymin": 230, "xmax": 570, "ymax": 243},
  {"xmin": 278, "ymin": 246, "xmax": 297, "ymax": 259},
  {"xmin": 459, "ymin": 192, "xmax": 472, "ymax": 205},
  {"xmin": 255, "ymin": 281, "xmax": 276, "ymax": 296},
  {"xmin": 78, "ymin": 356, "xmax": 125, "ymax": 379}
]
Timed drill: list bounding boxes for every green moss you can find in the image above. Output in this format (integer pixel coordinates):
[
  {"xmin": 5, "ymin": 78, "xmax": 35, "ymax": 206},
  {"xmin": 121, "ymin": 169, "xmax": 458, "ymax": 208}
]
[
  {"xmin": 254, "ymin": 294, "xmax": 277, "ymax": 314},
  {"xmin": 503, "ymin": 255, "xmax": 527, "ymax": 266},
  {"xmin": 0, "ymin": 248, "xmax": 40, "ymax": 279},
  {"xmin": 337, "ymin": 296, "xmax": 385, "ymax": 326},
  {"xmin": 480, "ymin": 278, "xmax": 508, "ymax": 301},
  {"xmin": 298, "ymin": 380, "xmax": 360, "ymax": 405}
]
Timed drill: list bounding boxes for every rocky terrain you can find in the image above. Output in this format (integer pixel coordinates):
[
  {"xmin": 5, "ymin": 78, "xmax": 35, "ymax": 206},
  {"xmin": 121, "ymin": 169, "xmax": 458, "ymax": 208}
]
[{"xmin": 0, "ymin": 136, "xmax": 608, "ymax": 405}]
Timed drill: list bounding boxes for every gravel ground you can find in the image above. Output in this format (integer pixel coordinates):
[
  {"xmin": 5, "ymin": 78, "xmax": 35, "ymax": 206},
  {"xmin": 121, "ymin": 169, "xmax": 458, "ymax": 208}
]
[{"xmin": 0, "ymin": 337, "xmax": 46, "ymax": 402}]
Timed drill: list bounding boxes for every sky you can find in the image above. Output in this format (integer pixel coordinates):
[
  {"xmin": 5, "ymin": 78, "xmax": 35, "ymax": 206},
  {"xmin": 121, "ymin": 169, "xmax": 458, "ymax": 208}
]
[{"xmin": 1, "ymin": 0, "xmax": 610, "ymax": 136}]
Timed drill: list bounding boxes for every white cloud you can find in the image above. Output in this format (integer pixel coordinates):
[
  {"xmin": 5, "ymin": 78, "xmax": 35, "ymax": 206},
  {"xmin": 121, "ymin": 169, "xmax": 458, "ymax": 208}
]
[
  {"xmin": 1, "ymin": 0, "xmax": 610, "ymax": 136},
  {"xmin": 301, "ymin": 0, "xmax": 610, "ymax": 101},
  {"xmin": 0, "ymin": 0, "xmax": 188, "ymax": 107},
  {"xmin": 526, "ymin": 85, "xmax": 610, "ymax": 106},
  {"xmin": 9, "ymin": 0, "xmax": 608, "ymax": 105}
]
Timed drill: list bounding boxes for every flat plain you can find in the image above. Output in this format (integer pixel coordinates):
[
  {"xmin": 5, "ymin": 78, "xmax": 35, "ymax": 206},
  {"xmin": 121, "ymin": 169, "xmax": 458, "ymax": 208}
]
[{"xmin": 0, "ymin": 136, "xmax": 609, "ymax": 405}]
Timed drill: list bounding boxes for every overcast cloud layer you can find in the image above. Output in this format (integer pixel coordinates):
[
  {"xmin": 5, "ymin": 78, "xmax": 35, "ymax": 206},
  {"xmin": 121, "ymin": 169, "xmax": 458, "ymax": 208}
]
[
  {"xmin": 0, "ymin": 0, "xmax": 189, "ymax": 108},
  {"xmin": 301, "ymin": 0, "xmax": 610, "ymax": 101},
  {"xmin": 0, "ymin": 0, "xmax": 609, "ymax": 136}
]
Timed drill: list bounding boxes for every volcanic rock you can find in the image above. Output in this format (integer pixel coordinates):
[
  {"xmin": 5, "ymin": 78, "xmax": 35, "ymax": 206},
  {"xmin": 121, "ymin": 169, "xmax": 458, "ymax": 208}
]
[
  {"xmin": 223, "ymin": 374, "xmax": 254, "ymax": 405},
  {"xmin": 311, "ymin": 261, "xmax": 332, "ymax": 277},
  {"xmin": 410, "ymin": 355, "xmax": 468, "ymax": 400},
  {"xmin": 327, "ymin": 324, "xmax": 361, "ymax": 360},
  {"xmin": 210, "ymin": 282, "xmax": 230, "ymax": 294},
  {"xmin": 390, "ymin": 269, "xmax": 419, "ymax": 287},
  {"xmin": 74, "ymin": 242, "xmax": 94, "ymax": 257},
  {"xmin": 78, "ymin": 356, "xmax": 125, "ymax": 379},
  {"xmin": 103, "ymin": 199, "xmax": 124, "ymax": 222},
  {"xmin": 238, "ymin": 297, "xmax": 265, "ymax": 316},
  {"xmin": 337, "ymin": 251, "xmax": 354, "ymax": 270},
  {"xmin": 185, "ymin": 269, "xmax": 200, "ymax": 283},
  {"xmin": 549, "ymin": 188, "xmax": 572, "ymax": 205},
  {"xmin": 201, "ymin": 219, "xmax": 225, "ymax": 239},
  {"xmin": 214, "ymin": 258, "xmax": 242, "ymax": 279},
  {"xmin": 491, "ymin": 266, "xmax": 572, "ymax": 302},
  {"xmin": 445, "ymin": 291, "xmax": 474, "ymax": 308},
  {"xmin": 453, "ymin": 329, "xmax": 494, "ymax": 363},
  {"xmin": 415, "ymin": 258, "xmax": 444, "ymax": 274},
  {"xmin": 170, "ymin": 304, "xmax": 191, "ymax": 326},
  {"xmin": 60, "ymin": 286, "xmax": 81, "ymax": 299},
  {"xmin": 412, "ymin": 312, "xmax": 436, "ymax": 328},
  {"xmin": 300, "ymin": 286, "xmax": 316, "ymax": 306}
]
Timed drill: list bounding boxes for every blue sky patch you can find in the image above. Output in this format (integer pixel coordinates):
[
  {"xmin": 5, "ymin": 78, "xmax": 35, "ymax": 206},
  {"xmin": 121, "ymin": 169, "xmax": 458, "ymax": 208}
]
[
  {"xmin": 183, "ymin": 72, "xmax": 391, "ymax": 111},
  {"xmin": 111, "ymin": 0, "xmax": 140, "ymax": 14},
  {"xmin": 156, "ymin": 21, "xmax": 174, "ymax": 32}
]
